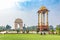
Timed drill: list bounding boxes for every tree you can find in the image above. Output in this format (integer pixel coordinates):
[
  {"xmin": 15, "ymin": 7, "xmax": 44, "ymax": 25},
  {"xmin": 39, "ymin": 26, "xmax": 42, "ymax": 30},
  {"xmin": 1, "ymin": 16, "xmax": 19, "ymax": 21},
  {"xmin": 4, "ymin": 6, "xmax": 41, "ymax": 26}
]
[
  {"xmin": 37, "ymin": 28, "xmax": 40, "ymax": 34},
  {"xmin": 26, "ymin": 27, "xmax": 29, "ymax": 33},
  {"xmin": 0, "ymin": 26, "xmax": 6, "ymax": 31},
  {"xmin": 31, "ymin": 26, "xmax": 37, "ymax": 31},
  {"xmin": 49, "ymin": 25, "xmax": 54, "ymax": 34},
  {"xmin": 23, "ymin": 24, "xmax": 26, "ymax": 33},
  {"xmin": 23, "ymin": 26, "xmax": 26, "ymax": 33},
  {"xmin": 6, "ymin": 25, "xmax": 11, "ymax": 33},
  {"xmin": 56, "ymin": 25, "xmax": 60, "ymax": 35},
  {"xmin": 6, "ymin": 25, "xmax": 11, "ymax": 30}
]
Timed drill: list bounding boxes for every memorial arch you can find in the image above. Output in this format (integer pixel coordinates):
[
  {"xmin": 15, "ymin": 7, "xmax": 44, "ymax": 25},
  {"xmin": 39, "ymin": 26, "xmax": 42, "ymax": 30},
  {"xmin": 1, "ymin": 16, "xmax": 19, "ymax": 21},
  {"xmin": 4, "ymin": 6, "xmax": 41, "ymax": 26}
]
[{"xmin": 14, "ymin": 18, "xmax": 23, "ymax": 30}]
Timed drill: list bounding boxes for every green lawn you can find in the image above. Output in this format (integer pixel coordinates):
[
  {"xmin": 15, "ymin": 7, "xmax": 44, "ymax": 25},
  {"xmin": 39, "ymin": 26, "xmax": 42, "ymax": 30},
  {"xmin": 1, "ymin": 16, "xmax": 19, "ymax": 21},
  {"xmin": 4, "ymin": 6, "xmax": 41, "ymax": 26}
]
[{"xmin": 0, "ymin": 34, "xmax": 60, "ymax": 40}]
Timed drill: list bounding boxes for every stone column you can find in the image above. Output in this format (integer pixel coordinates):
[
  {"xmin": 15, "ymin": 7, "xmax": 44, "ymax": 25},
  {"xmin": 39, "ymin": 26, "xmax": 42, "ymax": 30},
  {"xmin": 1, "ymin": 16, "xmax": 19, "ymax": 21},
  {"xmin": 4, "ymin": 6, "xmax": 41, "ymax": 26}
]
[
  {"xmin": 40, "ymin": 12, "xmax": 42, "ymax": 31},
  {"xmin": 38, "ymin": 13, "xmax": 40, "ymax": 28},
  {"xmin": 46, "ymin": 11, "xmax": 48, "ymax": 27},
  {"xmin": 15, "ymin": 23, "xmax": 17, "ymax": 30},
  {"xmin": 19, "ymin": 23, "xmax": 23, "ymax": 30}
]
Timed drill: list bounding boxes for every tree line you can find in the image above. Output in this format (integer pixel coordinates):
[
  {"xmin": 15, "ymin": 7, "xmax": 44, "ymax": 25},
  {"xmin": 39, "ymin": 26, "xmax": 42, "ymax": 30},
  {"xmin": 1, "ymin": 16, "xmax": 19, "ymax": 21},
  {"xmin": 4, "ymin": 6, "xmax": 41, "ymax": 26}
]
[{"xmin": 0, "ymin": 24, "xmax": 60, "ymax": 34}]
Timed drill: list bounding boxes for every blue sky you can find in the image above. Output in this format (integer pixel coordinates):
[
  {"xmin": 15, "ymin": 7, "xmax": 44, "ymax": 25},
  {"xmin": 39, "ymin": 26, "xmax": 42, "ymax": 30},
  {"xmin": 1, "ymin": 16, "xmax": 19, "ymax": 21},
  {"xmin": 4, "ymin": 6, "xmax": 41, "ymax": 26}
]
[{"xmin": 0, "ymin": 0, "xmax": 60, "ymax": 28}]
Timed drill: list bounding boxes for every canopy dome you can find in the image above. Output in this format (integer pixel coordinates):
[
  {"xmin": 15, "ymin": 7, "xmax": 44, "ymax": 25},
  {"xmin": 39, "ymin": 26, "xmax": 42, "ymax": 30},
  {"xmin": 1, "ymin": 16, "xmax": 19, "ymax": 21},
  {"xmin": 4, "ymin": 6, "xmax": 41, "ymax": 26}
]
[{"xmin": 38, "ymin": 6, "xmax": 49, "ymax": 13}]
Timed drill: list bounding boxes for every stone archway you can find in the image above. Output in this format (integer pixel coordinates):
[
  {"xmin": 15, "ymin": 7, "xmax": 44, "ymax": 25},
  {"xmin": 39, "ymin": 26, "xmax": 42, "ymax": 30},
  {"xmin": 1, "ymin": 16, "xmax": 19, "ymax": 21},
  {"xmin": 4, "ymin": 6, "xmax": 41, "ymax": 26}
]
[{"xmin": 14, "ymin": 18, "xmax": 23, "ymax": 30}]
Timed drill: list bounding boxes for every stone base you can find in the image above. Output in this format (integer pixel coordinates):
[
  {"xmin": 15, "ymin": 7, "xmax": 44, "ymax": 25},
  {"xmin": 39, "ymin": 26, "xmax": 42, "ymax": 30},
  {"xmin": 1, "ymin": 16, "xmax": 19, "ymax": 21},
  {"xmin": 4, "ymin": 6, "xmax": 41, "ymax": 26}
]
[{"xmin": 40, "ymin": 25, "xmax": 49, "ymax": 31}]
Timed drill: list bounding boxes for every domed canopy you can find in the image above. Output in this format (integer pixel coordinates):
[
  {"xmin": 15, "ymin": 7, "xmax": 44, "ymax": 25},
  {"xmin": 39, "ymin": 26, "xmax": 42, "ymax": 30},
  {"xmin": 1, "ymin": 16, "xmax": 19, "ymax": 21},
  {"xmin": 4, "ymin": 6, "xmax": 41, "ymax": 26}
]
[
  {"xmin": 38, "ymin": 6, "xmax": 49, "ymax": 13},
  {"xmin": 40, "ymin": 6, "xmax": 47, "ymax": 10},
  {"xmin": 15, "ymin": 18, "xmax": 23, "ymax": 23}
]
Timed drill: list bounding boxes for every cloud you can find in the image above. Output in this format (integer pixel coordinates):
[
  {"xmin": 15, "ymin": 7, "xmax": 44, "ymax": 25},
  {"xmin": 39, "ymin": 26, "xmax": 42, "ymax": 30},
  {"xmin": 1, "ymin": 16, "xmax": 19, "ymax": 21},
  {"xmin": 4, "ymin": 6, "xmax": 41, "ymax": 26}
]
[
  {"xmin": 17, "ymin": 0, "xmax": 60, "ymax": 10},
  {"xmin": 0, "ymin": 0, "xmax": 15, "ymax": 9},
  {"xmin": 0, "ymin": 0, "xmax": 31, "ymax": 10},
  {"xmin": 19, "ymin": 0, "xmax": 31, "ymax": 2}
]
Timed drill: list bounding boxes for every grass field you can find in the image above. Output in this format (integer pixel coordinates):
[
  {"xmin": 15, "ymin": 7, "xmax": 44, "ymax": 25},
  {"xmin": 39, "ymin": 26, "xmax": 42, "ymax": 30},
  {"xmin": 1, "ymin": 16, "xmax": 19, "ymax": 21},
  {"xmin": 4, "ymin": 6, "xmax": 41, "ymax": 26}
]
[{"xmin": 0, "ymin": 34, "xmax": 60, "ymax": 40}]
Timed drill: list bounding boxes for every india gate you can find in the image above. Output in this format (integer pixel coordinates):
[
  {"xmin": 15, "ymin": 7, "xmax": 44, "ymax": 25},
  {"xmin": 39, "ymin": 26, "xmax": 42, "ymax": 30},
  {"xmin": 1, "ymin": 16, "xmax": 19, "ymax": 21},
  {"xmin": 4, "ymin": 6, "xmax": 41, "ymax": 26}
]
[
  {"xmin": 38, "ymin": 6, "xmax": 49, "ymax": 31},
  {"xmin": 14, "ymin": 18, "xmax": 23, "ymax": 31}
]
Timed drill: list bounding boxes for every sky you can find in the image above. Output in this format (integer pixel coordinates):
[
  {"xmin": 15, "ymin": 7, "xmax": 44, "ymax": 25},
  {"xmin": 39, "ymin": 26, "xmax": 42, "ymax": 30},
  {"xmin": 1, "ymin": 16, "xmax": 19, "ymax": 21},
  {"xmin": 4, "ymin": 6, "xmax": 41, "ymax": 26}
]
[{"xmin": 0, "ymin": 0, "xmax": 60, "ymax": 28}]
